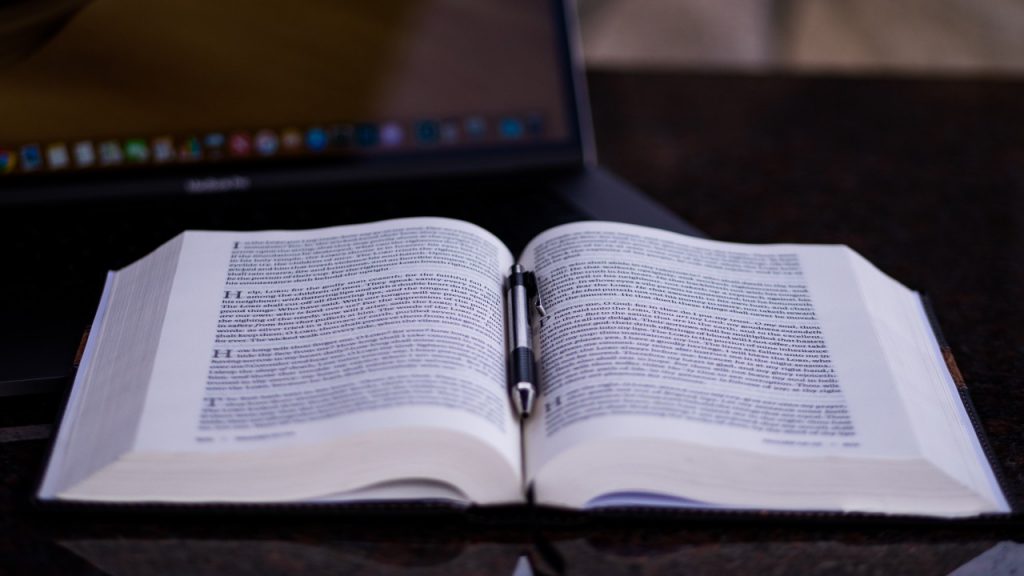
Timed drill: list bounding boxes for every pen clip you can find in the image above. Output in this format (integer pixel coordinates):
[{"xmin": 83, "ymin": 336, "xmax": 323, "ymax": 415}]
[{"xmin": 524, "ymin": 271, "xmax": 547, "ymax": 318}]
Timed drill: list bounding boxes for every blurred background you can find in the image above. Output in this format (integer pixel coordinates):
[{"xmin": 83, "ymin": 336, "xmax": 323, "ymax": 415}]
[{"xmin": 578, "ymin": 0, "xmax": 1024, "ymax": 75}]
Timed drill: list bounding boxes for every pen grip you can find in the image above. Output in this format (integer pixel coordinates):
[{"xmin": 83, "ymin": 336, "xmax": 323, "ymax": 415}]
[{"xmin": 509, "ymin": 346, "xmax": 536, "ymax": 386}]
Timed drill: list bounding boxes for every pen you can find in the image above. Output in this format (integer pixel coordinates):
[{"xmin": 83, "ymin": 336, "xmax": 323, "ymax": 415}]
[{"xmin": 506, "ymin": 264, "xmax": 538, "ymax": 418}]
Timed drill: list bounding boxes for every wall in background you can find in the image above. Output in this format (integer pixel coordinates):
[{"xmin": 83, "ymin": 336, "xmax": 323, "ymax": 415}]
[{"xmin": 579, "ymin": 0, "xmax": 1024, "ymax": 75}]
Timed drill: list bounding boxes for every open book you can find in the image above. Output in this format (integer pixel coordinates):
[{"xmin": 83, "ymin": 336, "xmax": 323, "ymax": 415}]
[{"xmin": 39, "ymin": 217, "xmax": 1009, "ymax": 517}]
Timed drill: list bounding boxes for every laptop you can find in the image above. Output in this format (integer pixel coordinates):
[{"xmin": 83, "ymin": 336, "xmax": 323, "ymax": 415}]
[{"xmin": 0, "ymin": 0, "xmax": 699, "ymax": 394}]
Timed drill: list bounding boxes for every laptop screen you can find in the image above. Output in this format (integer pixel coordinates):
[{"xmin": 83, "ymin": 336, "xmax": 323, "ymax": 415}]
[{"xmin": 0, "ymin": 0, "xmax": 582, "ymax": 197}]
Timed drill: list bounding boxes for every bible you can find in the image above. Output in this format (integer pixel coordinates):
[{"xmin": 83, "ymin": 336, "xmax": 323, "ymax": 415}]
[{"xmin": 39, "ymin": 217, "xmax": 1009, "ymax": 517}]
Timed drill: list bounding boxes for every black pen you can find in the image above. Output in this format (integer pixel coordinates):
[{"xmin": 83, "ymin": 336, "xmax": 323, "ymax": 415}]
[{"xmin": 506, "ymin": 264, "xmax": 537, "ymax": 418}]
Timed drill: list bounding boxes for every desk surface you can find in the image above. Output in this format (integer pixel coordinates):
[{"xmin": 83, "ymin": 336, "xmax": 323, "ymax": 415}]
[{"xmin": 3, "ymin": 71, "xmax": 1023, "ymax": 575}]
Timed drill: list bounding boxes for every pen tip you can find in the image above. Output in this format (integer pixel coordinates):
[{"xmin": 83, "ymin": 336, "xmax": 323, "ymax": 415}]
[{"xmin": 514, "ymin": 383, "xmax": 536, "ymax": 418}]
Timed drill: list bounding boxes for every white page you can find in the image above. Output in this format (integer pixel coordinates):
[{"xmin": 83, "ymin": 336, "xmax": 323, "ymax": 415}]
[
  {"xmin": 518, "ymin": 221, "xmax": 922, "ymax": 480},
  {"xmin": 847, "ymin": 252, "xmax": 1008, "ymax": 510},
  {"xmin": 133, "ymin": 218, "xmax": 520, "ymax": 474},
  {"xmin": 41, "ymin": 235, "xmax": 185, "ymax": 499}
]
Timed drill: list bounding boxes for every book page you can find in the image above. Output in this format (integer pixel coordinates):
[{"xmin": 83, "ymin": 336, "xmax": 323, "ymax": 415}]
[
  {"xmin": 846, "ymin": 253, "xmax": 1009, "ymax": 511},
  {"xmin": 519, "ymin": 221, "xmax": 923, "ymax": 479},
  {"xmin": 133, "ymin": 218, "xmax": 519, "ymax": 472}
]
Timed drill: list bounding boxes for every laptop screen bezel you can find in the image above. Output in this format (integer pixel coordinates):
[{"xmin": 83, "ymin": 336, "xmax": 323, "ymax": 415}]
[{"xmin": 0, "ymin": 0, "xmax": 592, "ymax": 203}]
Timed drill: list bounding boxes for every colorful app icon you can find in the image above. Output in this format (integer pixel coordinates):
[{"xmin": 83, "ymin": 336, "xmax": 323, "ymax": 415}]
[
  {"xmin": 99, "ymin": 140, "xmax": 123, "ymax": 165},
  {"xmin": 354, "ymin": 124, "xmax": 378, "ymax": 148},
  {"xmin": 380, "ymin": 122, "xmax": 404, "ymax": 147},
  {"xmin": 20, "ymin": 144, "xmax": 42, "ymax": 171},
  {"xmin": 152, "ymin": 137, "xmax": 174, "ymax": 163},
  {"xmin": 499, "ymin": 117, "xmax": 524, "ymax": 140},
  {"xmin": 204, "ymin": 133, "xmax": 226, "ymax": 159},
  {"xmin": 415, "ymin": 121, "xmax": 440, "ymax": 145},
  {"xmin": 124, "ymin": 139, "xmax": 149, "ymax": 163},
  {"xmin": 0, "ymin": 149, "xmax": 16, "ymax": 174},
  {"xmin": 439, "ymin": 120, "xmax": 460, "ymax": 145},
  {"xmin": 281, "ymin": 128, "xmax": 303, "ymax": 152},
  {"xmin": 179, "ymin": 137, "xmax": 202, "ymax": 161},
  {"xmin": 254, "ymin": 129, "xmax": 278, "ymax": 156},
  {"xmin": 228, "ymin": 132, "xmax": 251, "ymax": 157},
  {"xmin": 305, "ymin": 127, "xmax": 327, "ymax": 152},
  {"xmin": 73, "ymin": 141, "xmax": 95, "ymax": 167},
  {"xmin": 329, "ymin": 124, "xmax": 354, "ymax": 149},
  {"xmin": 46, "ymin": 143, "xmax": 70, "ymax": 170},
  {"xmin": 464, "ymin": 116, "xmax": 487, "ymax": 139}
]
